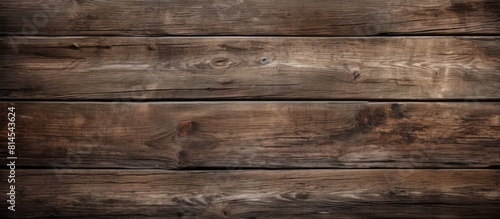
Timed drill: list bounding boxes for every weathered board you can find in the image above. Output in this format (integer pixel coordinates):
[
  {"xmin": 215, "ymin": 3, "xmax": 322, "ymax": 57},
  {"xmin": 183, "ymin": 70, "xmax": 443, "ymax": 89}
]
[
  {"xmin": 1, "ymin": 37, "xmax": 499, "ymax": 100},
  {"xmin": 1, "ymin": 0, "xmax": 500, "ymax": 36},
  {"xmin": 1, "ymin": 169, "xmax": 498, "ymax": 218},
  {"xmin": 1, "ymin": 1, "xmax": 499, "ymax": 218},
  {"xmin": 1, "ymin": 102, "xmax": 498, "ymax": 169}
]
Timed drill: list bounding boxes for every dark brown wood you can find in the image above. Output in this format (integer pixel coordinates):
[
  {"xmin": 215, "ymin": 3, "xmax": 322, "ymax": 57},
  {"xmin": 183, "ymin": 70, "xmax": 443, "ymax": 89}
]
[
  {"xmin": 1, "ymin": 102, "xmax": 498, "ymax": 169},
  {"xmin": 1, "ymin": 37, "xmax": 499, "ymax": 100},
  {"xmin": 1, "ymin": 169, "xmax": 498, "ymax": 218},
  {"xmin": 1, "ymin": 1, "xmax": 498, "ymax": 218},
  {"xmin": 1, "ymin": 0, "xmax": 500, "ymax": 36}
]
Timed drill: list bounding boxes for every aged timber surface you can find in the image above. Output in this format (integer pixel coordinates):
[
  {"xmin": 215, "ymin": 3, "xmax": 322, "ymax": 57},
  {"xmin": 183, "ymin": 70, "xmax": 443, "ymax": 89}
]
[
  {"xmin": 1, "ymin": 169, "xmax": 498, "ymax": 218},
  {"xmin": 1, "ymin": 37, "xmax": 499, "ymax": 100},
  {"xmin": 1, "ymin": 102, "xmax": 498, "ymax": 169},
  {"xmin": 1, "ymin": 0, "xmax": 500, "ymax": 36}
]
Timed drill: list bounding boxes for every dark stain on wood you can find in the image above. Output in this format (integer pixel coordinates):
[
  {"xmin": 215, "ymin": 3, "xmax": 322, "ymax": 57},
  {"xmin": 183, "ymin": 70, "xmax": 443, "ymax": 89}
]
[
  {"xmin": 447, "ymin": 0, "xmax": 500, "ymax": 24},
  {"xmin": 448, "ymin": 0, "xmax": 500, "ymax": 14},
  {"xmin": 356, "ymin": 106, "xmax": 389, "ymax": 129},
  {"xmin": 390, "ymin": 103, "xmax": 405, "ymax": 119},
  {"xmin": 448, "ymin": 1, "xmax": 480, "ymax": 13}
]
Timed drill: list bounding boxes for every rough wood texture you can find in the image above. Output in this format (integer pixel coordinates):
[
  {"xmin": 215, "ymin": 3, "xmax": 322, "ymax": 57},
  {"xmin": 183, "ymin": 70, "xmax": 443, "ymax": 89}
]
[
  {"xmin": 1, "ymin": 37, "xmax": 499, "ymax": 100},
  {"xmin": 1, "ymin": 0, "xmax": 500, "ymax": 36},
  {"xmin": 1, "ymin": 1, "xmax": 498, "ymax": 218},
  {"xmin": 1, "ymin": 169, "xmax": 498, "ymax": 218},
  {"xmin": 1, "ymin": 102, "xmax": 498, "ymax": 169}
]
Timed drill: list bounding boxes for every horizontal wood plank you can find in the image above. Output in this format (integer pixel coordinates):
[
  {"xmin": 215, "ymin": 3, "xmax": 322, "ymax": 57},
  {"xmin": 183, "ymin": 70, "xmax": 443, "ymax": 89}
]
[
  {"xmin": 1, "ymin": 169, "xmax": 498, "ymax": 218},
  {"xmin": 1, "ymin": 37, "xmax": 499, "ymax": 100},
  {"xmin": 1, "ymin": 102, "xmax": 498, "ymax": 169},
  {"xmin": 1, "ymin": 0, "xmax": 500, "ymax": 36}
]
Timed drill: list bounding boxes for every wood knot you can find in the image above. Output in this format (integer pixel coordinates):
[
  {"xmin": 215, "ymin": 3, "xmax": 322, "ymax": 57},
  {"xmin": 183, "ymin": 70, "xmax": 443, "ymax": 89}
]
[
  {"xmin": 210, "ymin": 57, "xmax": 231, "ymax": 69},
  {"xmin": 177, "ymin": 121, "xmax": 194, "ymax": 137}
]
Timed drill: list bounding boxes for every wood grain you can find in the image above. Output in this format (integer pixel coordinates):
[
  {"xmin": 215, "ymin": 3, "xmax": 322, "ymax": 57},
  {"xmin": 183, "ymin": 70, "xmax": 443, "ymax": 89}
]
[
  {"xmin": 1, "ymin": 169, "xmax": 498, "ymax": 218},
  {"xmin": 1, "ymin": 0, "xmax": 500, "ymax": 36},
  {"xmin": 1, "ymin": 1, "xmax": 498, "ymax": 218},
  {"xmin": 1, "ymin": 37, "xmax": 499, "ymax": 100},
  {"xmin": 1, "ymin": 102, "xmax": 498, "ymax": 169}
]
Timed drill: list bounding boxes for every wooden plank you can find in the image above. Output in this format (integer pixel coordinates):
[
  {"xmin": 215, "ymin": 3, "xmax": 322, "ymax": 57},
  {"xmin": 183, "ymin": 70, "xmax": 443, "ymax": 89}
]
[
  {"xmin": 1, "ymin": 37, "xmax": 499, "ymax": 100},
  {"xmin": 1, "ymin": 102, "xmax": 498, "ymax": 169},
  {"xmin": 1, "ymin": 0, "xmax": 500, "ymax": 36},
  {"xmin": 1, "ymin": 169, "xmax": 498, "ymax": 218}
]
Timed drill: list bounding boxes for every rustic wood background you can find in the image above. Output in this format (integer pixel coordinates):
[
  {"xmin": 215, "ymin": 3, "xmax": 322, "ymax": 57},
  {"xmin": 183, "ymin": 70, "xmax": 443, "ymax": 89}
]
[{"xmin": 1, "ymin": 0, "xmax": 499, "ymax": 218}]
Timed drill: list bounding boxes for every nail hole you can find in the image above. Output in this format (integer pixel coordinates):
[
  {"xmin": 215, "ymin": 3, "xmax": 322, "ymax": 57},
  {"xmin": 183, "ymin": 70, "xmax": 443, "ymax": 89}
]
[
  {"xmin": 178, "ymin": 150, "xmax": 187, "ymax": 158},
  {"xmin": 353, "ymin": 71, "xmax": 361, "ymax": 81},
  {"xmin": 260, "ymin": 57, "xmax": 270, "ymax": 65},
  {"xmin": 70, "ymin": 43, "xmax": 80, "ymax": 50}
]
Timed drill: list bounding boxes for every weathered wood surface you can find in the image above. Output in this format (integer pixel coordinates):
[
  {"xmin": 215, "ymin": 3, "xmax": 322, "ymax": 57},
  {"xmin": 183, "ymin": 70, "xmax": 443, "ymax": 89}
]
[
  {"xmin": 1, "ymin": 0, "xmax": 500, "ymax": 36},
  {"xmin": 1, "ymin": 37, "xmax": 499, "ymax": 100},
  {"xmin": 1, "ymin": 169, "xmax": 498, "ymax": 218},
  {"xmin": 1, "ymin": 102, "xmax": 498, "ymax": 169},
  {"xmin": 1, "ymin": 1, "xmax": 498, "ymax": 218}
]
